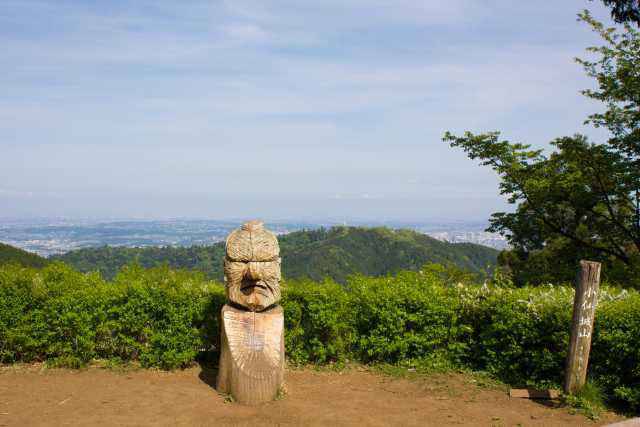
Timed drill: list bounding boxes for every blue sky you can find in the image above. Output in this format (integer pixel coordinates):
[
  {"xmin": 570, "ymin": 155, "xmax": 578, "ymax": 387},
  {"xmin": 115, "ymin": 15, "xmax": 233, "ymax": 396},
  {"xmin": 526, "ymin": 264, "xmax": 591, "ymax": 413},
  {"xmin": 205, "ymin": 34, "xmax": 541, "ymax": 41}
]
[{"xmin": 0, "ymin": 0, "xmax": 616, "ymax": 221}]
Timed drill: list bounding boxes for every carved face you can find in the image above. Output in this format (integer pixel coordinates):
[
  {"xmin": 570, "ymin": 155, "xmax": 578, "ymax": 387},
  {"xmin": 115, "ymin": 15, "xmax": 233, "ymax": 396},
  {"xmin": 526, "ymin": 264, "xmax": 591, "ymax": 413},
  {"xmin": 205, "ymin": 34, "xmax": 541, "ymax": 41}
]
[{"xmin": 223, "ymin": 221, "xmax": 281, "ymax": 311}]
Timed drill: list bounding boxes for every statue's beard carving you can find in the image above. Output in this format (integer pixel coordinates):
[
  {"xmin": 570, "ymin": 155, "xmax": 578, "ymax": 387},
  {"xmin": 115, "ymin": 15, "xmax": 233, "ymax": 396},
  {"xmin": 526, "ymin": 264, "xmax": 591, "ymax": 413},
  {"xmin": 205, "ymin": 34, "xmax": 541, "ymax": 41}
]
[{"xmin": 224, "ymin": 258, "xmax": 281, "ymax": 311}]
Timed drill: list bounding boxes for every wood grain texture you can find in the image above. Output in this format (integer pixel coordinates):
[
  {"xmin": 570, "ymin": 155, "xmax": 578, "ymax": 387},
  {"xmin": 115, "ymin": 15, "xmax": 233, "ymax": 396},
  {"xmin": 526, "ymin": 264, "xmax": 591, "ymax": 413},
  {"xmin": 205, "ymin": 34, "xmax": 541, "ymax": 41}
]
[
  {"xmin": 225, "ymin": 220, "xmax": 280, "ymax": 263},
  {"xmin": 223, "ymin": 221, "xmax": 281, "ymax": 312},
  {"xmin": 564, "ymin": 260, "xmax": 601, "ymax": 394},
  {"xmin": 216, "ymin": 304, "xmax": 284, "ymax": 404}
]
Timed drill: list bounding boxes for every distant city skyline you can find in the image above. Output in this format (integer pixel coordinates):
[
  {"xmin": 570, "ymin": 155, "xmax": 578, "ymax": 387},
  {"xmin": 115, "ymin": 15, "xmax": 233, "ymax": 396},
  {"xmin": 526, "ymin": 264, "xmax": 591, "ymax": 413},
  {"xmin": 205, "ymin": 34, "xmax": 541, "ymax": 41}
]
[
  {"xmin": 1, "ymin": 1, "xmax": 615, "ymax": 220},
  {"xmin": 0, "ymin": 217, "xmax": 507, "ymax": 256}
]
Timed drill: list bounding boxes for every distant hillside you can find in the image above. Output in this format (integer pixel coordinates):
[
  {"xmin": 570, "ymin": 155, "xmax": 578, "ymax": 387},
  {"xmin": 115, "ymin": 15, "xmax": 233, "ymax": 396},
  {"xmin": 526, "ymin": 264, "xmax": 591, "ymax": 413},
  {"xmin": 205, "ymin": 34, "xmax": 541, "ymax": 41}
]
[
  {"xmin": 279, "ymin": 227, "xmax": 498, "ymax": 283},
  {"xmin": 0, "ymin": 243, "xmax": 48, "ymax": 268},
  {"xmin": 53, "ymin": 226, "xmax": 498, "ymax": 283},
  {"xmin": 54, "ymin": 244, "xmax": 225, "ymax": 281}
]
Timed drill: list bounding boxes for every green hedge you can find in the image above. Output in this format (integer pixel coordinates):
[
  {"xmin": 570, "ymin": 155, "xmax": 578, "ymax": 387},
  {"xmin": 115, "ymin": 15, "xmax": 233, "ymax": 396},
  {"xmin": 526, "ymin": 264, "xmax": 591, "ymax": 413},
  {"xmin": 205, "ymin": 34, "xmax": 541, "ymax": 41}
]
[
  {"xmin": 0, "ymin": 263, "xmax": 226, "ymax": 369},
  {"xmin": 0, "ymin": 262, "xmax": 638, "ymax": 413}
]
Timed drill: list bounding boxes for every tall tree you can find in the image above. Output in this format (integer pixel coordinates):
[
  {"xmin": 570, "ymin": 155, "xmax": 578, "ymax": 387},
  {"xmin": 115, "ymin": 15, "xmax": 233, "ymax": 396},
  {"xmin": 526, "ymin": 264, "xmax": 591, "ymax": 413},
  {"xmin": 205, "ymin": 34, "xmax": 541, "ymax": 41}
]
[
  {"xmin": 443, "ymin": 11, "xmax": 640, "ymax": 287},
  {"xmin": 598, "ymin": 0, "xmax": 640, "ymax": 26}
]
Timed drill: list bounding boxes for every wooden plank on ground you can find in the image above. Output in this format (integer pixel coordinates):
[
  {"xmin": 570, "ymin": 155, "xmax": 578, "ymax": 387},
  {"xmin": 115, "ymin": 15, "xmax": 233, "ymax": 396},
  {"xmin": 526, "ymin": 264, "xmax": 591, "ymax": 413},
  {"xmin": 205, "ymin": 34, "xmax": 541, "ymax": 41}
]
[
  {"xmin": 509, "ymin": 389, "xmax": 560, "ymax": 399},
  {"xmin": 604, "ymin": 418, "xmax": 640, "ymax": 427}
]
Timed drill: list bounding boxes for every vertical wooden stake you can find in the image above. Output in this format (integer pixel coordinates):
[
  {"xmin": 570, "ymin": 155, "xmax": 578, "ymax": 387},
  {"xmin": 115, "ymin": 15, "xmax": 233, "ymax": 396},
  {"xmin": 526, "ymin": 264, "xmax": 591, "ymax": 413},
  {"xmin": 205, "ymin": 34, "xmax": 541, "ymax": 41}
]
[{"xmin": 564, "ymin": 260, "xmax": 601, "ymax": 394}]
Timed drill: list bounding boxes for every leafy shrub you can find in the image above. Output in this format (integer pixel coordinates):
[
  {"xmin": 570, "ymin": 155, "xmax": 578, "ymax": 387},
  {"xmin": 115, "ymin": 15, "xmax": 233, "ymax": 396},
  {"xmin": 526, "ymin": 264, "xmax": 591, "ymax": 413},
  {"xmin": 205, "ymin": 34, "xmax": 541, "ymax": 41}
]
[
  {"xmin": 461, "ymin": 285, "xmax": 573, "ymax": 386},
  {"xmin": 590, "ymin": 290, "xmax": 640, "ymax": 413},
  {"xmin": 348, "ymin": 271, "xmax": 469, "ymax": 369},
  {"xmin": 0, "ymin": 262, "xmax": 225, "ymax": 369},
  {"xmin": 281, "ymin": 279, "xmax": 353, "ymax": 364}
]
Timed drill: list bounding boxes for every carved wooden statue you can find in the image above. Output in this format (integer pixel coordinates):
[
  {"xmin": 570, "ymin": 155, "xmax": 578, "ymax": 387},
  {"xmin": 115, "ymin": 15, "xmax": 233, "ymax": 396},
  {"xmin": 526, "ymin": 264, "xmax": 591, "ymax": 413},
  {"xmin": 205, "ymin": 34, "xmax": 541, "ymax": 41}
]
[{"xmin": 216, "ymin": 220, "xmax": 285, "ymax": 404}]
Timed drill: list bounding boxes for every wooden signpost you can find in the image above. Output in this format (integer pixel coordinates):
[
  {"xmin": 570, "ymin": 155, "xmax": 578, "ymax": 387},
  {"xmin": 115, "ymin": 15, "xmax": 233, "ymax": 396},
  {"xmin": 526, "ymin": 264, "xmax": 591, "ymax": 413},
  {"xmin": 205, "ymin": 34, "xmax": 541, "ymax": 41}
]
[{"xmin": 564, "ymin": 260, "xmax": 602, "ymax": 394}]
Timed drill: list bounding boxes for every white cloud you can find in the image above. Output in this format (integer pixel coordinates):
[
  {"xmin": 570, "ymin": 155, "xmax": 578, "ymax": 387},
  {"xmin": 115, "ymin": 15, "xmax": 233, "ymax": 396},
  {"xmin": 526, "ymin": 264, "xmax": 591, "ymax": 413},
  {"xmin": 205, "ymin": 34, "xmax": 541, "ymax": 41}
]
[{"xmin": 223, "ymin": 23, "xmax": 271, "ymax": 43}]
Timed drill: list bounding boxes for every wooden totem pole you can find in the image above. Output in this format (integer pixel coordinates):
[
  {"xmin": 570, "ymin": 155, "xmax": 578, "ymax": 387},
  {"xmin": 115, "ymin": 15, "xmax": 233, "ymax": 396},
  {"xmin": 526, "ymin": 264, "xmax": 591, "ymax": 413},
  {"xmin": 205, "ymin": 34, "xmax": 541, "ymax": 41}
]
[{"xmin": 216, "ymin": 220, "xmax": 284, "ymax": 404}]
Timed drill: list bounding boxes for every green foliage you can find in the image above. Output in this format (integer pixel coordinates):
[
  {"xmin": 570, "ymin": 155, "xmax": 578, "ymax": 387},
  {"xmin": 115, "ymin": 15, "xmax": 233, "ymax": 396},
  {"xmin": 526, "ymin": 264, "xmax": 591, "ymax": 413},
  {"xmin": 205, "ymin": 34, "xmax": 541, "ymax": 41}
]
[
  {"xmin": 589, "ymin": 289, "xmax": 640, "ymax": 412},
  {"xmin": 0, "ymin": 262, "xmax": 225, "ymax": 369},
  {"xmin": 1, "ymin": 263, "xmax": 639, "ymax": 413},
  {"xmin": 52, "ymin": 244, "xmax": 226, "ymax": 281},
  {"xmin": 282, "ymin": 227, "xmax": 497, "ymax": 284},
  {"xmin": 421, "ymin": 262, "xmax": 485, "ymax": 286},
  {"xmin": 281, "ymin": 279, "xmax": 353, "ymax": 364},
  {"xmin": 461, "ymin": 285, "xmax": 574, "ymax": 386},
  {"xmin": 348, "ymin": 271, "xmax": 469, "ymax": 369},
  {"xmin": 53, "ymin": 226, "xmax": 498, "ymax": 284},
  {"xmin": 597, "ymin": 0, "xmax": 640, "ymax": 26},
  {"xmin": 444, "ymin": 130, "xmax": 640, "ymax": 288},
  {"xmin": 0, "ymin": 243, "xmax": 48, "ymax": 268},
  {"xmin": 461, "ymin": 284, "xmax": 640, "ymax": 414}
]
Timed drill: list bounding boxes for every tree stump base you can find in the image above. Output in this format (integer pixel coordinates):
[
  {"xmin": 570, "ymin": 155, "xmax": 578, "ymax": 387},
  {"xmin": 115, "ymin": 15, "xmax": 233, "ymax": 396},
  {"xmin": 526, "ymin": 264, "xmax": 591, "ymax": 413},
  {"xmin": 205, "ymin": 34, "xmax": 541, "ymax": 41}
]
[{"xmin": 216, "ymin": 304, "xmax": 284, "ymax": 404}]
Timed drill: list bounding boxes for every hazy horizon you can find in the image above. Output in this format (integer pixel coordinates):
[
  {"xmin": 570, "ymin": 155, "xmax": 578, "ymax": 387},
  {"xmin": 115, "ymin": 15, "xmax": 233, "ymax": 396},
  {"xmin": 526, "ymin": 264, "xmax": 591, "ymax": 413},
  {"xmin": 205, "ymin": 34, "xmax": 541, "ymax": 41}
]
[
  {"xmin": 1, "ymin": 1, "xmax": 616, "ymax": 220},
  {"xmin": 0, "ymin": 213, "xmax": 493, "ymax": 225}
]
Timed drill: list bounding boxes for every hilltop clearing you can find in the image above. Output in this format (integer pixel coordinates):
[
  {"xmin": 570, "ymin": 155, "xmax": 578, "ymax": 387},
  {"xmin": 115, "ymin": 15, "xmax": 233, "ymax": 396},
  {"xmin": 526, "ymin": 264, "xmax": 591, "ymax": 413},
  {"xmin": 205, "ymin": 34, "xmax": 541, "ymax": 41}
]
[{"xmin": 0, "ymin": 365, "xmax": 624, "ymax": 426}]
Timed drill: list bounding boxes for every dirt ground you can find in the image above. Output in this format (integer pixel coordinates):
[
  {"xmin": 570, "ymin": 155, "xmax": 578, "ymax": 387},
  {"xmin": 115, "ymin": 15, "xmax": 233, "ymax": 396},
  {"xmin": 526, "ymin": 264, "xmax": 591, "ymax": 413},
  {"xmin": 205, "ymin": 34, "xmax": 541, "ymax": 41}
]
[{"xmin": 0, "ymin": 364, "xmax": 626, "ymax": 427}]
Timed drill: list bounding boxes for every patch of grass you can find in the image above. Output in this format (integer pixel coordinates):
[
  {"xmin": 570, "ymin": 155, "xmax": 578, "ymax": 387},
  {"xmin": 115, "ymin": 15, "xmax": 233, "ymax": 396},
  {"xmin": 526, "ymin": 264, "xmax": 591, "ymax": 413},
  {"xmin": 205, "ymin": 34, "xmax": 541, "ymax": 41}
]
[
  {"xmin": 94, "ymin": 359, "xmax": 143, "ymax": 373},
  {"xmin": 275, "ymin": 384, "xmax": 288, "ymax": 401},
  {"xmin": 371, "ymin": 352, "xmax": 461, "ymax": 379},
  {"xmin": 309, "ymin": 359, "xmax": 347, "ymax": 372},
  {"xmin": 289, "ymin": 360, "xmax": 352, "ymax": 374},
  {"xmin": 373, "ymin": 363, "xmax": 421, "ymax": 379},
  {"xmin": 45, "ymin": 356, "xmax": 86, "ymax": 369},
  {"xmin": 463, "ymin": 370, "xmax": 507, "ymax": 391},
  {"xmin": 373, "ymin": 362, "xmax": 506, "ymax": 394},
  {"xmin": 563, "ymin": 381, "xmax": 605, "ymax": 420},
  {"xmin": 218, "ymin": 392, "xmax": 234, "ymax": 404}
]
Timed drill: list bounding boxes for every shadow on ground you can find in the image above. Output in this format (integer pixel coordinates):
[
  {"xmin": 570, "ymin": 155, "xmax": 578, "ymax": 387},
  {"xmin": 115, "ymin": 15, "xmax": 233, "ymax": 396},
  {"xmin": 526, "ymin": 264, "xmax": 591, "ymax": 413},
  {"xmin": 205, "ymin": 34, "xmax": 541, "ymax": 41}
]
[{"xmin": 197, "ymin": 357, "xmax": 219, "ymax": 391}]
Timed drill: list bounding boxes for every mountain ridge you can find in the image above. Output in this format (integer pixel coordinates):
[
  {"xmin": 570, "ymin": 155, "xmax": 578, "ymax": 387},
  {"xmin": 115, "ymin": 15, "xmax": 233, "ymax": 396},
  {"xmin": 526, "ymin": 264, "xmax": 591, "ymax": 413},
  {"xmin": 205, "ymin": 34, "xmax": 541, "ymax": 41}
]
[
  {"xmin": 0, "ymin": 243, "xmax": 49, "ymax": 268},
  {"xmin": 52, "ymin": 226, "xmax": 498, "ymax": 283}
]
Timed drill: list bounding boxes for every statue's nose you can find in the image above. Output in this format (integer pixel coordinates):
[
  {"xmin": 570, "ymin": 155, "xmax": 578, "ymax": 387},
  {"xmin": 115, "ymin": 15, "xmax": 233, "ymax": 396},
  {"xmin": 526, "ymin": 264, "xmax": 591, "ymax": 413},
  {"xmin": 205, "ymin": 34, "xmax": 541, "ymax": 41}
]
[{"xmin": 245, "ymin": 262, "xmax": 262, "ymax": 281}]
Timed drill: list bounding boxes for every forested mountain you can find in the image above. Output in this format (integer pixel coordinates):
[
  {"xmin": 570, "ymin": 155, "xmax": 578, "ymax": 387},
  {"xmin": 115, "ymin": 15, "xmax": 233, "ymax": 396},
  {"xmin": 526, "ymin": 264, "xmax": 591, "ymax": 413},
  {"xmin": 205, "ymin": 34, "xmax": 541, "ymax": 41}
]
[
  {"xmin": 0, "ymin": 243, "xmax": 48, "ymax": 268},
  {"xmin": 53, "ymin": 226, "xmax": 498, "ymax": 283},
  {"xmin": 279, "ymin": 227, "xmax": 497, "ymax": 283}
]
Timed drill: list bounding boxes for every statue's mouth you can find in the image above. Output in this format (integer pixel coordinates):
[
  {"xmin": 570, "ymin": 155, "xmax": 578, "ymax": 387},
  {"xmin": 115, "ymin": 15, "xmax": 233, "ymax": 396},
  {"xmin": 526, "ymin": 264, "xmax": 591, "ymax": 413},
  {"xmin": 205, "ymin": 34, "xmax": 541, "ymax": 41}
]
[{"xmin": 240, "ymin": 279, "xmax": 269, "ymax": 295}]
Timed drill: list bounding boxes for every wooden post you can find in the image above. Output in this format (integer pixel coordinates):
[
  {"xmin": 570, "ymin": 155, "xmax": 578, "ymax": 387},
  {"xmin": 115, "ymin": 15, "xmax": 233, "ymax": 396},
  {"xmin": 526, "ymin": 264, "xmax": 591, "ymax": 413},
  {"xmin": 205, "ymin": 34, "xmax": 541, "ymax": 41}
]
[{"xmin": 564, "ymin": 260, "xmax": 601, "ymax": 394}]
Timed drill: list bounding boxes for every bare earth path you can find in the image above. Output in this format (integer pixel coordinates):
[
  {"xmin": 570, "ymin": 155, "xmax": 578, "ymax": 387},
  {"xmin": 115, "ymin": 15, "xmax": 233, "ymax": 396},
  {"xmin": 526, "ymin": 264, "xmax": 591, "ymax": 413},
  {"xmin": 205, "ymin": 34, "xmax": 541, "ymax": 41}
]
[{"xmin": 0, "ymin": 365, "xmax": 625, "ymax": 426}]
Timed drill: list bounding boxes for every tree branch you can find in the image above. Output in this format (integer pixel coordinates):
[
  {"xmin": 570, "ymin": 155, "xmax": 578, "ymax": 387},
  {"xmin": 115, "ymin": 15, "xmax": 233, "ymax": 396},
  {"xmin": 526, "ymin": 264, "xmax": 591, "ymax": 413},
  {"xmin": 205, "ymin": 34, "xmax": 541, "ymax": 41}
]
[{"xmin": 489, "ymin": 157, "xmax": 632, "ymax": 265}]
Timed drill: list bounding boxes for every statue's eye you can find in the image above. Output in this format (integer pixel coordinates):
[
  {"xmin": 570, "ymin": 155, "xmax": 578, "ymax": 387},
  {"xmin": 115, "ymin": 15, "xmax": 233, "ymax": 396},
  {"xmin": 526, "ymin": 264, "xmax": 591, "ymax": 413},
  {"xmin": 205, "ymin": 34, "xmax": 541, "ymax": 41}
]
[{"xmin": 224, "ymin": 260, "xmax": 248, "ymax": 282}]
